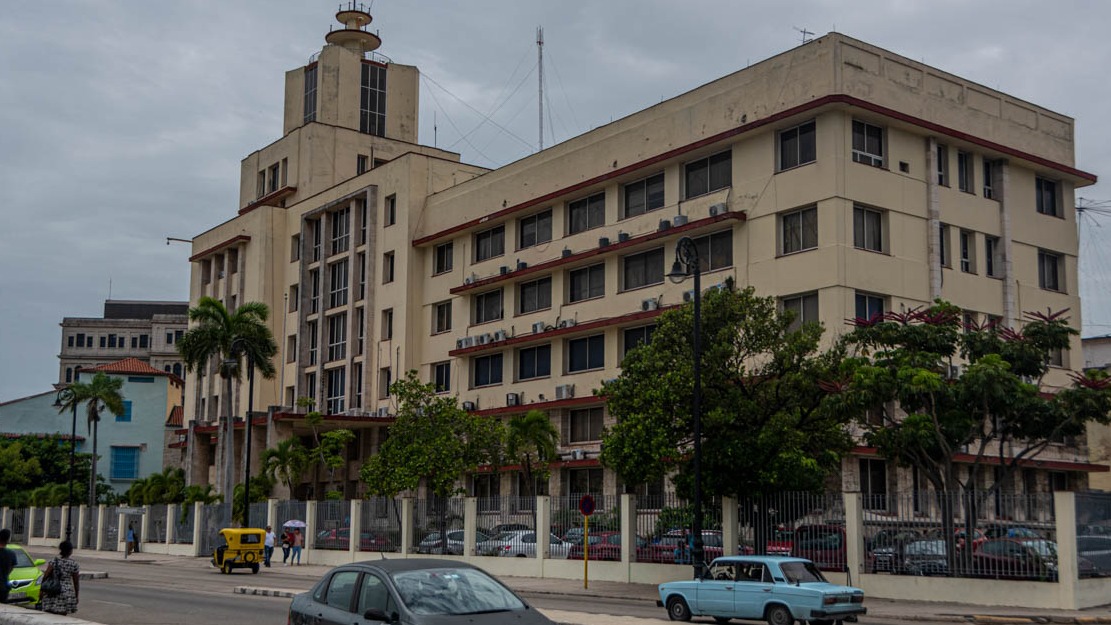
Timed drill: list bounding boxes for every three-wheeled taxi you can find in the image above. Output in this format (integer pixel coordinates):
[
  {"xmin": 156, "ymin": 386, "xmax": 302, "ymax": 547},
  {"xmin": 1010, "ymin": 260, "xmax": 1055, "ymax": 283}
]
[{"xmin": 212, "ymin": 528, "xmax": 265, "ymax": 574}]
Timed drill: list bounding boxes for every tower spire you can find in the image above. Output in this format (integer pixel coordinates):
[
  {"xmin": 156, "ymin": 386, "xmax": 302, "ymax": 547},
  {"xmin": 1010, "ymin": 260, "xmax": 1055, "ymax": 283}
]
[
  {"xmin": 537, "ymin": 26, "xmax": 544, "ymax": 152},
  {"xmin": 326, "ymin": 2, "xmax": 382, "ymax": 54}
]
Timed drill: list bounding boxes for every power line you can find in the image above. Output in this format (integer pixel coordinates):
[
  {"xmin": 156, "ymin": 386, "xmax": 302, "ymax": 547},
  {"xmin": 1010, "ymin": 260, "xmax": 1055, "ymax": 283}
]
[
  {"xmin": 423, "ymin": 72, "xmax": 535, "ymax": 152},
  {"xmin": 421, "ymin": 75, "xmax": 497, "ymax": 166}
]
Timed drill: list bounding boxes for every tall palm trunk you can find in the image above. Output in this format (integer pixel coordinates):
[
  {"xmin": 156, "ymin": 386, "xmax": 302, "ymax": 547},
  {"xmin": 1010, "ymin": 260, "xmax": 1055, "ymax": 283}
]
[
  {"xmin": 88, "ymin": 418, "xmax": 98, "ymax": 508},
  {"xmin": 223, "ymin": 372, "xmax": 235, "ymax": 500}
]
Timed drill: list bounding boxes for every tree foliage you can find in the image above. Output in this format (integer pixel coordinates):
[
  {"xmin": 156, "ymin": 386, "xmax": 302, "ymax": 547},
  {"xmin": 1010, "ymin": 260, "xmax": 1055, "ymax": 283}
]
[
  {"xmin": 57, "ymin": 372, "xmax": 126, "ymax": 507},
  {"xmin": 600, "ymin": 282, "xmax": 852, "ymax": 501},
  {"xmin": 123, "ymin": 467, "xmax": 186, "ymax": 506},
  {"xmin": 261, "ymin": 437, "xmax": 311, "ymax": 495},
  {"xmin": 360, "ymin": 371, "xmax": 503, "ymax": 498},
  {"xmin": 504, "ymin": 410, "xmax": 559, "ymax": 499}
]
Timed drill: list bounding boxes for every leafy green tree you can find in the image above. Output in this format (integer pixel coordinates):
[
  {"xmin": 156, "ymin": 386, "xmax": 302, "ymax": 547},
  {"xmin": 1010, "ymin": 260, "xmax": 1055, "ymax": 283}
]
[
  {"xmin": 261, "ymin": 437, "xmax": 311, "ymax": 496},
  {"xmin": 296, "ymin": 396, "xmax": 355, "ymax": 499},
  {"xmin": 180, "ymin": 483, "xmax": 223, "ymax": 523},
  {"xmin": 232, "ymin": 473, "xmax": 274, "ymax": 526},
  {"xmin": 505, "ymin": 409, "xmax": 558, "ymax": 499},
  {"xmin": 361, "ymin": 371, "xmax": 503, "ymax": 498},
  {"xmin": 58, "ymin": 372, "xmax": 125, "ymax": 507},
  {"xmin": 823, "ymin": 303, "xmax": 1111, "ymax": 570},
  {"xmin": 0, "ymin": 442, "xmax": 43, "ymax": 506},
  {"xmin": 600, "ymin": 282, "xmax": 851, "ymax": 550},
  {"xmin": 178, "ymin": 296, "xmax": 277, "ymax": 499}
]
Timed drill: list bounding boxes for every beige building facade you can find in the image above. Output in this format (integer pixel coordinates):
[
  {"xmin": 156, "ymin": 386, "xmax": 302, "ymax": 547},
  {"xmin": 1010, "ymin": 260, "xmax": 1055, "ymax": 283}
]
[
  {"xmin": 59, "ymin": 300, "xmax": 188, "ymax": 387},
  {"xmin": 181, "ymin": 8, "xmax": 1102, "ymax": 502}
]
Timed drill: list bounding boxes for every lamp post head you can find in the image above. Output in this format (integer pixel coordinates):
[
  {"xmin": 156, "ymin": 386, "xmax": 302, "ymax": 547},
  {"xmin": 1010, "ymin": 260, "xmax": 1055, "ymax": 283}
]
[{"xmin": 667, "ymin": 260, "xmax": 689, "ymax": 283}]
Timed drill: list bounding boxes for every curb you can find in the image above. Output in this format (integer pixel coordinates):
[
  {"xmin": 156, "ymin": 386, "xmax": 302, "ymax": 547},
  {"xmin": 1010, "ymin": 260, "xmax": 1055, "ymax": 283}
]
[
  {"xmin": 234, "ymin": 586, "xmax": 298, "ymax": 598},
  {"xmin": 80, "ymin": 571, "xmax": 109, "ymax": 580}
]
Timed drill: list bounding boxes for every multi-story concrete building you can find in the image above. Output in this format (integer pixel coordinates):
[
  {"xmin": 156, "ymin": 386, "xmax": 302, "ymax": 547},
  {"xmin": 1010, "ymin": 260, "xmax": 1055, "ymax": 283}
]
[
  {"xmin": 59, "ymin": 300, "xmax": 188, "ymax": 386},
  {"xmin": 181, "ymin": 7, "xmax": 1103, "ymax": 501}
]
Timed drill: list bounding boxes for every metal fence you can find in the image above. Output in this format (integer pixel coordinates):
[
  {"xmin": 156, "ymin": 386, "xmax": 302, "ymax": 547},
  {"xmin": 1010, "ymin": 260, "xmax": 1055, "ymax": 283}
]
[
  {"xmin": 862, "ymin": 491, "xmax": 1058, "ymax": 580},
  {"xmin": 99, "ymin": 505, "xmax": 118, "ymax": 551},
  {"xmin": 275, "ymin": 499, "xmax": 306, "ymax": 536},
  {"xmin": 174, "ymin": 505, "xmax": 194, "ymax": 544},
  {"xmin": 31, "ymin": 509, "xmax": 43, "ymax": 538},
  {"xmin": 633, "ymin": 493, "xmax": 720, "ymax": 565},
  {"xmin": 313, "ymin": 500, "xmax": 349, "ymax": 550},
  {"xmin": 1075, "ymin": 491, "xmax": 1111, "ymax": 580},
  {"xmin": 10, "ymin": 509, "xmax": 27, "ymax": 544},
  {"xmin": 360, "ymin": 497, "xmax": 400, "ymax": 552},
  {"xmin": 46, "ymin": 507, "xmax": 62, "ymax": 538},
  {"xmin": 82, "ymin": 506, "xmax": 98, "ymax": 548},
  {"xmin": 199, "ymin": 503, "xmax": 232, "ymax": 557},
  {"xmin": 247, "ymin": 502, "xmax": 268, "ymax": 529},
  {"xmin": 415, "ymin": 497, "xmax": 464, "ymax": 555},
  {"xmin": 147, "ymin": 506, "xmax": 167, "ymax": 543}
]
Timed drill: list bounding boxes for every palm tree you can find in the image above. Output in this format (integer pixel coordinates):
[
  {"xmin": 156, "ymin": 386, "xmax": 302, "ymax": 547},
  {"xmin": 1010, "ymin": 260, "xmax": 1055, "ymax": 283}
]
[
  {"xmin": 143, "ymin": 467, "xmax": 186, "ymax": 504},
  {"xmin": 505, "ymin": 409, "xmax": 559, "ymax": 501},
  {"xmin": 261, "ymin": 437, "xmax": 310, "ymax": 496},
  {"xmin": 178, "ymin": 297, "xmax": 277, "ymax": 500},
  {"xmin": 58, "ymin": 371, "xmax": 125, "ymax": 508}
]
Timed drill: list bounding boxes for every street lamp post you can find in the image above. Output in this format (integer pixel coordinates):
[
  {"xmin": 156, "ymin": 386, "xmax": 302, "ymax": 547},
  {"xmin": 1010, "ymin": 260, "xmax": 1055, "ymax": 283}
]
[
  {"xmin": 53, "ymin": 389, "xmax": 79, "ymax": 543},
  {"xmin": 667, "ymin": 235, "xmax": 705, "ymax": 580},
  {"xmin": 227, "ymin": 339, "xmax": 257, "ymax": 528}
]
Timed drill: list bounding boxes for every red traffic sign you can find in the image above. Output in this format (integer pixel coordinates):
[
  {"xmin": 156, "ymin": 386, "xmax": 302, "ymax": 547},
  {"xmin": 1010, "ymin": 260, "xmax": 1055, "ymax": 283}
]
[{"xmin": 579, "ymin": 494, "xmax": 596, "ymax": 517}]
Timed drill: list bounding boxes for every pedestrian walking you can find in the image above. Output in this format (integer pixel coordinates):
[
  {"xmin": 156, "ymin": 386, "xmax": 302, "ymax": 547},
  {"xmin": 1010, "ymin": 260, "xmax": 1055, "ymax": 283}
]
[
  {"xmin": 263, "ymin": 526, "xmax": 276, "ymax": 568},
  {"xmin": 40, "ymin": 541, "xmax": 80, "ymax": 615},
  {"xmin": 281, "ymin": 529, "xmax": 292, "ymax": 565},
  {"xmin": 0, "ymin": 528, "xmax": 16, "ymax": 604},
  {"xmin": 126, "ymin": 523, "xmax": 136, "ymax": 558},
  {"xmin": 291, "ymin": 528, "xmax": 303, "ymax": 566}
]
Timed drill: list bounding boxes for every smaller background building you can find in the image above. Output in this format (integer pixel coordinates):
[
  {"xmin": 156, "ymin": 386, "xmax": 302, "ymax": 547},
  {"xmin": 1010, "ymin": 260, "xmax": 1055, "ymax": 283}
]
[{"xmin": 58, "ymin": 300, "xmax": 188, "ymax": 386}]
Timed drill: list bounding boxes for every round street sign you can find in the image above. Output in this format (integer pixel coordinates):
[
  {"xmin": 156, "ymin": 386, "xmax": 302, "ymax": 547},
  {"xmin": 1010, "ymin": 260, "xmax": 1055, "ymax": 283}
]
[{"xmin": 579, "ymin": 494, "xmax": 596, "ymax": 517}]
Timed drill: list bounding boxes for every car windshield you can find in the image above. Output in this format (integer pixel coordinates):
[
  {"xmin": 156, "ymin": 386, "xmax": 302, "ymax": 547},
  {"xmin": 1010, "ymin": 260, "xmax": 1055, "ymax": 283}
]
[
  {"xmin": 391, "ymin": 567, "xmax": 526, "ymax": 616},
  {"xmin": 1023, "ymin": 540, "xmax": 1057, "ymax": 558},
  {"xmin": 7, "ymin": 548, "xmax": 34, "ymax": 568},
  {"xmin": 780, "ymin": 561, "xmax": 827, "ymax": 584},
  {"xmin": 905, "ymin": 540, "xmax": 946, "ymax": 556}
]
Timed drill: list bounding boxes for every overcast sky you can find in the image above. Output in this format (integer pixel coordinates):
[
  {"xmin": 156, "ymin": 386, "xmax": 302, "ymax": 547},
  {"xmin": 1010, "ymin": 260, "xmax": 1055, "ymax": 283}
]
[{"xmin": 2, "ymin": 0, "xmax": 1110, "ymax": 401}]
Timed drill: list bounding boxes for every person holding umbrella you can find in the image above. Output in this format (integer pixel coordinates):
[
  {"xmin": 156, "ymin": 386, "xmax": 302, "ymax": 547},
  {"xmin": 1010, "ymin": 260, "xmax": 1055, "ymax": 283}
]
[
  {"xmin": 280, "ymin": 528, "xmax": 292, "ymax": 565},
  {"xmin": 282, "ymin": 520, "xmax": 305, "ymax": 566}
]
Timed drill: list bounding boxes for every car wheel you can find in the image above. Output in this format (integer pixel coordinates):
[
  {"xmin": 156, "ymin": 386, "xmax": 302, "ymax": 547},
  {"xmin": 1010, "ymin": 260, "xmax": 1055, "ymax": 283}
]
[
  {"xmin": 766, "ymin": 604, "xmax": 794, "ymax": 625},
  {"xmin": 221, "ymin": 562, "xmax": 232, "ymax": 575},
  {"xmin": 666, "ymin": 596, "xmax": 692, "ymax": 622}
]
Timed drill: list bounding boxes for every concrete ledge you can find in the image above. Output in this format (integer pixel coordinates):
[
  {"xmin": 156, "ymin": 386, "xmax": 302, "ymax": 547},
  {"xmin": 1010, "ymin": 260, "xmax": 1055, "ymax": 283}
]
[
  {"xmin": 233, "ymin": 586, "xmax": 298, "ymax": 598},
  {"xmin": 79, "ymin": 571, "xmax": 108, "ymax": 580},
  {"xmin": 0, "ymin": 604, "xmax": 99, "ymax": 624}
]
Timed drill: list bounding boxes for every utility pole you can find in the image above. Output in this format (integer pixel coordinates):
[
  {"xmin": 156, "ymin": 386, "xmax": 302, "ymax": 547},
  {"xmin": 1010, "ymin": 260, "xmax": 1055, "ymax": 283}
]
[{"xmin": 537, "ymin": 26, "xmax": 544, "ymax": 152}]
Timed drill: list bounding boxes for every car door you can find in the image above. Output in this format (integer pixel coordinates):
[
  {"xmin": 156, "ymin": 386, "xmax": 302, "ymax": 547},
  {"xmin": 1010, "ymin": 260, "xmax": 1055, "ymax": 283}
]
[
  {"xmin": 317, "ymin": 569, "xmax": 361, "ymax": 625},
  {"xmin": 356, "ymin": 571, "xmax": 400, "ymax": 622},
  {"xmin": 697, "ymin": 563, "xmax": 735, "ymax": 616},
  {"xmin": 730, "ymin": 561, "xmax": 774, "ymax": 619}
]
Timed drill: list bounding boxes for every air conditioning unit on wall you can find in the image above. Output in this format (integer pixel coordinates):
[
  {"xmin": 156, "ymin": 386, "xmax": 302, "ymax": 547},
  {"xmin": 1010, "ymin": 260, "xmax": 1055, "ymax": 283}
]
[
  {"xmin": 642, "ymin": 298, "xmax": 659, "ymax": 311},
  {"xmin": 709, "ymin": 202, "xmax": 727, "ymax": 217},
  {"xmin": 506, "ymin": 392, "xmax": 521, "ymax": 407},
  {"xmin": 558, "ymin": 319, "xmax": 577, "ymax": 329},
  {"xmin": 672, "ymin": 214, "xmax": 689, "ymax": 227},
  {"xmin": 376, "ymin": 406, "xmax": 390, "ymax": 418},
  {"xmin": 532, "ymin": 321, "xmax": 547, "ymax": 334},
  {"xmin": 555, "ymin": 384, "xmax": 575, "ymax": 400},
  {"xmin": 570, "ymin": 449, "xmax": 585, "ymax": 461},
  {"xmin": 683, "ymin": 290, "xmax": 696, "ymax": 303},
  {"xmin": 462, "ymin": 400, "xmax": 477, "ymax": 411},
  {"xmin": 493, "ymin": 329, "xmax": 509, "ymax": 342}
]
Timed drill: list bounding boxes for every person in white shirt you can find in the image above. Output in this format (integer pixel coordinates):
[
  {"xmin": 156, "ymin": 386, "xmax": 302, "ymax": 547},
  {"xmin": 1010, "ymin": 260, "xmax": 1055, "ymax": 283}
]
[{"xmin": 263, "ymin": 526, "xmax": 276, "ymax": 568}]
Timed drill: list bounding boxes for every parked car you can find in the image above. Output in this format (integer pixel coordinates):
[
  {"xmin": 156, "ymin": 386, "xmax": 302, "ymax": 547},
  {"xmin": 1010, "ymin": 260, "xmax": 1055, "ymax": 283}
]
[
  {"xmin": 657, "ymin": 555, "xmax": 866, "ymax": 624},
  {"xmin": 416, "ymin": 530, "xmax": 489, "ymax": 555},
  {"xmin": 1077, "ymin": 535, "xmax": 1111, "ymax": 575},
  {"xmin": 970, "ymin": 538, "xmax": 1098, "ymax": 581},
  {"xmin": 765, "ymin": 528, "xmax": 794, "ymax": 556},
  {"xmin": 642, "ymin": 530, "xmax": 729, "ymax": 564},
  {"xmin": 899, "ymin": 539, "xmax": 950, "ymax": 576},
  {"xmin": 925, "ymin": 527, "xmax": 987, "ymax": 551},
  {"xmin": 484, "ymin": 522, "xmax": 532, "ymax": 535},
  {"xmin": 5, "ymin": 544, "xmax": 45, "ymax": 606},
  {"xmin": 866, "ymin": 529, "xmax": 922, "ymax": 573},
  {"xmin": 792, "ymin": 525, "xmax": 847, "ymax": 571},
  {"xmin": 316, "ymin": 527, "xmax": 395, "ymax": 552},
  {"xmin": 565, "ymin": 531, "xmax": 651, "ymax": 561},
  {"xmin": 982, "ymin": 524, "xmax": 1043, "ymax": 540},
  {"xmin": 476, "ymin": 530, "xmax": 571, "ymax": 558},
  {"xmin": 288, "ymin": 558, "xmax": 555, "ymax": 625}
]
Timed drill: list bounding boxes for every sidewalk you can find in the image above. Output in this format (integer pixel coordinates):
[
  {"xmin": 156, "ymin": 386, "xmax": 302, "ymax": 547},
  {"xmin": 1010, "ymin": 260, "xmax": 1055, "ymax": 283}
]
[{"xmin": 71, "ymin": 548, "xmax": 1111, "ymax": 625}]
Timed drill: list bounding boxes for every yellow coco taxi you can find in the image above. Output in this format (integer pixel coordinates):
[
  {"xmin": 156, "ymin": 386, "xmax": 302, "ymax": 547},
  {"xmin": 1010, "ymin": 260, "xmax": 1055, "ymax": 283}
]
[{"xmin": 212, "ymin": 528, "xmax": 265, "ymax": 574}]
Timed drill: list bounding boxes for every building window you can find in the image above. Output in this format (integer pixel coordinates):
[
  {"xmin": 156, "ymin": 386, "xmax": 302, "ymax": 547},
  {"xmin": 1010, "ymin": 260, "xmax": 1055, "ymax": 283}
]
[
  {"xmin": 1036, "ymin": 177, "xmax": 1060, "ymax": 217},
  {"xmin": 518, "ymin": 209, "xmax": 552, "ymax": 249},
  {"xmin": 936, "ymin": 144, "xmax": 949, "ymax": 186},
  {"xmin": 684, "ymin": 150, "xmax": 732, "ymax": 198},
  {"xmin": 622, "ymin": 324, "xmax": 656, "ymax": 358},
  {"xmin": 67, "ymin": 335, "xmax": 74, "ymax": 348},
  {"xmin": 517, "ymin": 344, "xmax": 551, "ymax": 381},
  {"xmin": 328, "ymin": 260, "xmax": 349, "ymax": 309},
  {"xmin": 115, "ymin": 400, "xmax": 133, "ymax": 423},
  {"xmin": 289, "ymin": 285, "xmax": 299, "ymax": 312},
  {"xmin": 851, "ymin": 120, "xmax": 884, "ymax": 167},
  {"xmin": 473, "ymin": 354, "xmax": 503, "ymax": 387},
  {"xmin": 621, "ymin": 248, "xmax": 664, "ymax": 291},
  {"xmin": 566, "ymin": 467, "xmax": 603, "ymax": 496},
  {"xmin": 303, "ymin": 64, "xmax": 318, "ymax": 123},
  {"xmin": 257, "ymin": 170, "xmax": 266, "ymax": 199},
  {"xmin": 473, "ymin": 289, "xmax": 503, "ymax": 325},
  {"xmin": 692, "ymin": 230, "xmax": 733, "ymax": 272},
  {"xmin": 473, "ymin": 473, "xmax": 500, "ymax": 500},
  {"xmin": 782, "ymin": 292, "xmax": 819, "ymax": 332},
  {"xmin": 382, "ymin": 252, "xmax": 395, "ymax": 284},
  {"xmin": 326, "ymin": 367, "xmax": 346, "ymax": 414},
  {"xmin": 307, "ymin": 321, "xmax": 318, "ymax": 365},
  {"xmin": 939, "ymin": 224, "xmax": 951, "ymax": 268},
  {"xmin": 330, "ymin": 208, "xmax": 350, "ymax": 255},
  {"xmin": 433, "ymin": 301, "xmax": 452, "ymax": 334},
  {"xmin": 356, "ymin": 199, "xmax": 367, "ymax": 245},
  {"xmin": 434, "ymin": 242, "xmax": 454, "ymax": 275},
  {"xmin": 110, "ymin": 447, "xmax": 140, "ymax": 480},
  {"xmin": 518, "ymin": 277, "xmax": 552, "ymax": 314},
  {"xmin": 623, "ymin": 172, "xmax": 665, "ymax": 218},
  {"xmin": 355, "ymin": 308, "xmax": 365, "ymax": 355},
  {"xmin": 384, "ymin": 194, "xmax": 396, "ymax": 227},
  {"xmin": 568, "ymin": 193, "xmax": 606, "ymax": 235},
  {"xmin": 100, "ymin": 336, "xmax": 107, "ymax": 348},
  {"xmin": 859, "ymin": 458, "xmax": 888, "ymax": 511},
  {"xmin": 959, "ymin": 230, "xmax": 976, "ymax": 273},
  {"xmin": 381, "ymin": 308, "xmax": 393, "ymax": 341},
  {"xmin": 778, "ymin": 120, "xmax": 816, "ymax": 170},
  {"xmin": 287, "ymin": 335, "xmax": 297, "ymax": 363},
  {"xmin": 304, "ymin": 372, "xmax": 317, "ymax": 406},
  {"xmin": 433, "ymin": 361, "xmax": 451, "ymax": 393},
  {"xmin": 781, "ymin": 206, "xmax": 818, "ymax": 255},
  {"xmin": 1048, "ymin": 347, "xmax": 1066, "ymax": 368},
  {"xmin": 327, "ymin": 313, "xmax": 347, "ymax": 361},
  {"xmin": 310, "ymin": 219, "xmax": 322, "ymax": 262},
  {"xmin": 568, "ymin": 263, "xmax": 605, "ymax": 303},
  {"xmin": 356, "ymin": 253, "xmax": 366, "ymax": 300},
  {"xmin": 567, "ymin": 334, "xmax": 605, "ymax": 373},
  {"xmin": 1038, "ymin": 250, "xmax": 1063, "ymax": 292},
  {"xmin": 291, "ymin": 234, "xmax": 301, "ymax": 262},
  {"xmin": 267, "ymin": 163, "xmax": 280, "ymax": 194},
  {"xmin": 474, "ymin": 225, "xmax": 505, "ymax": 262},
  {"xmin": 379, "ymin": 367, "xmax": 392, "ymax": 399},
  {"xmin": 853, "ymin": 205, "xmax": 883, "ymax": 253},
  {"xmin": 65, "ymin": 368, "xmax": 73, "ymax": 383},
  {"xmin": 108, "ymin": 334, "xmax": 119, "ymax": 348},
  {"xmin": 569, "ymin": 407, "xmax": 604, "ymax": 443},
  {"xmin": 985, "ymin": 236, "xmax": 1001, "ymax": 278},
  {"xmin": 357, "ymin": 154, "xmax": 368, "ymax": 175},
  {"xmin": 353, "ymin": 363, "xmax": 363, "ymax": 409},
  {"xmin": 360, "ymin": 62, "xmax": 387, "ymax": 136},
  {"xmin": 983, "ymin": 160, "xmax": 997, "ymax": 199},
  {"xmin": 855, "ymin": 292, "xmax": 885, "ymax": 321},
  {"xmin": 957, "ymin": 151, "xmax": 973, "ymax": 193}
]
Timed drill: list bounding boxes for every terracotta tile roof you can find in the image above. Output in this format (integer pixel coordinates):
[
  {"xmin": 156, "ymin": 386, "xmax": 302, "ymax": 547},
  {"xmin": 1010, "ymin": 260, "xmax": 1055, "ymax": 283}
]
[
  {"xmin": 165, "ymin": 405, "xmax": 184, "ymax": 427},
  {"xmin": 81, "ymin": 357, "xmax": 169, "ymax": 377}
]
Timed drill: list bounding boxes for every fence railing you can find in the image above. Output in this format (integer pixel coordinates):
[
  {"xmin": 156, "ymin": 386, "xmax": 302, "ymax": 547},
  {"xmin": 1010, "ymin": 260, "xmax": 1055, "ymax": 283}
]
[
  {"xmin": 360, "ymin": 497, "xmax": 400, "ymax": 552},
  {"xmin": 173, "ymin": 506, "xmax": 194, "ymax": 544},
  {"xmin": 313, "ymin": 500, "xmax": 349, "ymax": 550},
  {"xmin": 414, "ymin": 497, "xmax": 465, "ymax": 555},
  {"xmin": 46, "ymin": 506, "xmax": 62, "ymax": 539}
]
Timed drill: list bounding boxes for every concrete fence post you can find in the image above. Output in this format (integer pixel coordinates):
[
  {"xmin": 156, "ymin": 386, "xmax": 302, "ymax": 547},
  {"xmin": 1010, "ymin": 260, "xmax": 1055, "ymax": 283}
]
[
  {"xmin": 0, "ymin": 508, "xmax": 9, "ymax": 535},
  {"xmin": 42, "ymin": 507, "xmax": 52, "ymax": 540},
  {"xmin": 463, "ymin": 498, "xmax": 477, "ymax": 557},
  {"xmin": 95, "ymin": 505, "xmax": 106, "ymax": 551},
  {"xmin": 117, "ymin": 510, "xmax": 127, "ymax": 552},
  {"xmin": 620, "ymin": 494, "xmax": 635, "ymax": 564},
  {"xmin": 722, "ymin": 496, "xmax": 738, "ymax": 557},
  {"xmin": 349, "ymin": 499, "xmax": 362, "ymax": 561},
  {"xmin": 27, "ymin": 508, "xmax": 37, "ymax": 541},
  {"xmin": 305, "ymin": 500, "xmax": 317, "ymax": 563},
  {"xmin": 843, "ymin": 492, "xmax": 865, "ymax": 583},
  {"xmin": 75, "ymin": 506, "xmax": 87, "ymax": 549},
  {"xmin": 192, "ymin": 502, "xmax": 204, "ymax": 556},
  {"xmin": 400, "ymin": 498, "xmax": 414, "ymax": 556},
  {"xmin": 537, "ymin": 496, "xmax": 552, "ymax": 560},
  {"xmin": 166, "ymin": 504, "xmax": 177, "ymax": 544},
  {"xmin": 267, "ymin": 498, "xmax": 278, "ymax": 530},
  {"xmin": 1054, "ymin": 491, "xmax": 1078, "ymax": 610},
  {"xmin": 141, "ymin": 505, "xmax": 152, "ymax": 547}
]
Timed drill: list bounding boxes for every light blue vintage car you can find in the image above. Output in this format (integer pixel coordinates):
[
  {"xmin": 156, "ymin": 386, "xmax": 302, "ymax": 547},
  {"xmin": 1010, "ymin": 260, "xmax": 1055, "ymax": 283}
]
[{"xmin": 657, "ymin": 556, "xmax": 866, "ymax": 624}]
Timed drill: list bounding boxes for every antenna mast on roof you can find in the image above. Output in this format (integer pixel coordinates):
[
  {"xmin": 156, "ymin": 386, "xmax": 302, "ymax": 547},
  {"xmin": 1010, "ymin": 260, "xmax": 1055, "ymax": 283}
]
[
  {"xmin": 794, "ymin": 27, "xmax": 814, "ymax": 44},
  {"xmin": 537, "ymin": 26, "xmax": 544, "ymax": 152}
]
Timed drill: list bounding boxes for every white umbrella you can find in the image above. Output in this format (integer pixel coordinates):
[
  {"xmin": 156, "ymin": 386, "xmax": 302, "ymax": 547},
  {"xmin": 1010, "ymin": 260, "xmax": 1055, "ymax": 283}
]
[{"xmin": 283, "ymin": 520, "xmax": 307, "ymax": 528}]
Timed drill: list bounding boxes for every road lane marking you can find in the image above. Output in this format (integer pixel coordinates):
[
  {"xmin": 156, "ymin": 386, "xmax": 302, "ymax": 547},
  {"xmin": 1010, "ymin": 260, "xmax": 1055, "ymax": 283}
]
[{"xmin": 92, "ymin": 599, "xmax": 134, "ymax": 608}]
